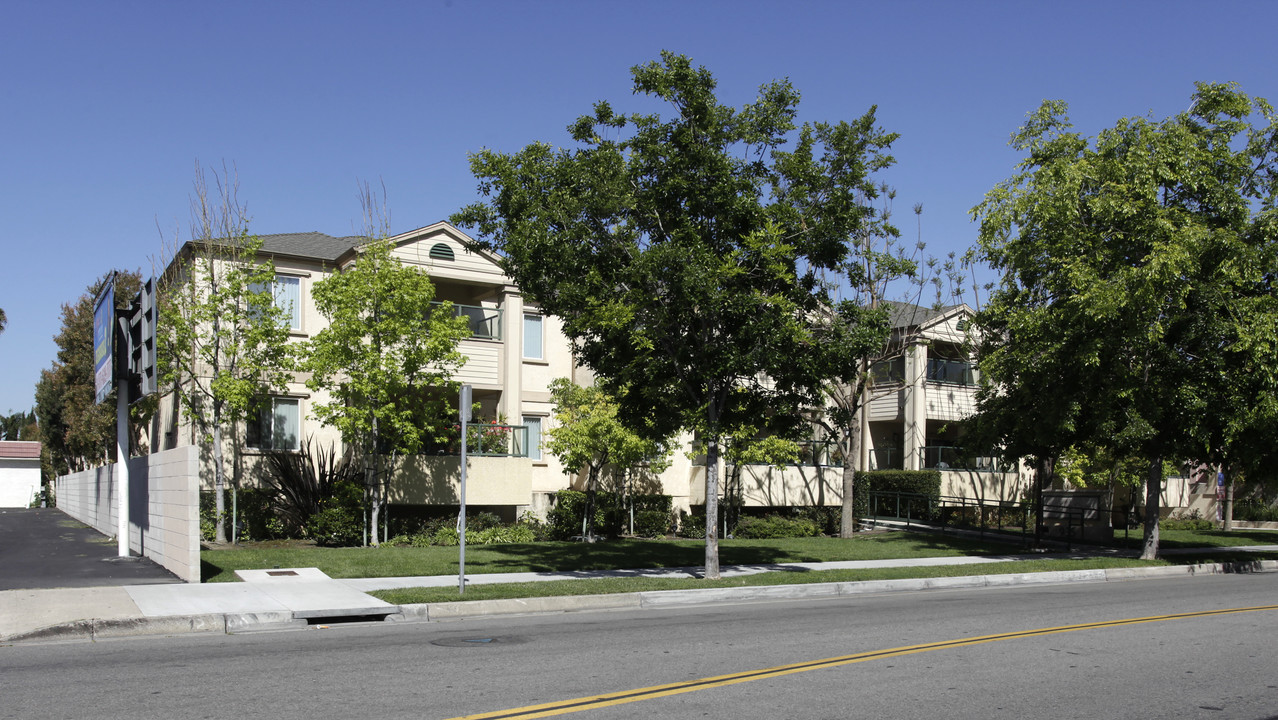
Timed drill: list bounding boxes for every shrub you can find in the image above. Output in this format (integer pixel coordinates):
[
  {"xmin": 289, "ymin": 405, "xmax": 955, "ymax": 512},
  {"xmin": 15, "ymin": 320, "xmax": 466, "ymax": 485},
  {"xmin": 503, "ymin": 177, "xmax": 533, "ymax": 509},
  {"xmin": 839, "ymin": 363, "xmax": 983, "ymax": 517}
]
[
  {"xmin": 306, "ymin": 479, "xmax": 365, "ymax": 547},
  {"xmin": 308, "ymin": 506, "xmax": 362, "ymax": 547},
  {"xmin": 795, "ymin": 506, "xmax": 842, "ymax": 536},
  {"xmin": 1233, "ymin": 497, "xmax": 1278, "ymax": 522},
  {"xmin": 633, "ymin": 509, "xmax": 672, "ymax": 538},
  {"xmin": 734, "ymin": 514, "xmax": 820, "ymax": 539},
  {"xmin": 431, "ymin": 526, "xmax": 460, "ymax": 546},
  {"xmin": 260, "ymin": 438, "xmax": 358, "ymax": 537},
  {"xmin": 547, "ymin": 489, "xmax": 607, "ymax": 539},
  {"xmin": 472, "ymin": 524, "xmax": 537, "ymax": 545},
  {"xmin": 516, "ymin": 512, "xmax": 552, "ymax": 541},
  {"xmin": 678, "ymin": 510, "xmax": 706, "ymax": 539},
  {"xmin": 854, "ymin": 470, "xmax": 943, "ymax": 521}
]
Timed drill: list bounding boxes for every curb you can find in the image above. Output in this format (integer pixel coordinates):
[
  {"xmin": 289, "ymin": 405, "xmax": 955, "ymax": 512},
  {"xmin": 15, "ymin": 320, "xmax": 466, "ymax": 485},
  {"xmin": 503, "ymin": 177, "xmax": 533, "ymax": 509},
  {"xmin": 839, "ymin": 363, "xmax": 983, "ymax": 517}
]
[
  {"xmin": 2, "ymin": 611, "xmax": 306, "ymax": 644},
  {"xmin": 6, "ymin": 560, "xmax": 1275, "ymax": 643},
  {"xmin": 399, "ymin": 559, "xmax": 1278, "ymax": 621}
]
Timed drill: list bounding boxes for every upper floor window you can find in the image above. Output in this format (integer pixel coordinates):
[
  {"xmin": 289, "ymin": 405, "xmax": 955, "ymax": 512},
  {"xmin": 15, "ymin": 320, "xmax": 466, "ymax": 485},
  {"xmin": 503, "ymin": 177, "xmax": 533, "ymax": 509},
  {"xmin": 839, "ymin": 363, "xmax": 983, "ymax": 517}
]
[
  {"xmin": 252, "ymin": 275, "xmax": 301, "ymax": 331},
  {"xmin": 247, "ymin": 397, "xmax": 300, "ymax": 451},
  {"xmin": 523, "ymin": 313, "xmax": 543, "ymax": 360}
]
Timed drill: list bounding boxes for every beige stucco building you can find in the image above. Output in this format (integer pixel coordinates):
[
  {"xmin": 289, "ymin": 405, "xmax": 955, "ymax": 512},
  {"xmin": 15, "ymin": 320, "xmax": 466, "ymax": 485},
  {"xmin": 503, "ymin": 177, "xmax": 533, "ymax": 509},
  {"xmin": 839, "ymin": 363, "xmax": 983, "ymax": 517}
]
[{"xmin": 152, "ymin": 223, "xmax": 1028, "ymax": 522}]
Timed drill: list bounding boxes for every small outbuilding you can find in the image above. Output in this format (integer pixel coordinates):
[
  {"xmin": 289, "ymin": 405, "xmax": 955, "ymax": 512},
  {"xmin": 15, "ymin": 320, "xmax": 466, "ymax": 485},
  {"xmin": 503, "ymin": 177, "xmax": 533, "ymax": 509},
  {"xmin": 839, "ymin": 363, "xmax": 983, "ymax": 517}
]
[{"xmin": 0, "ymin": 441, "xmax": 42, "ymax": 507}]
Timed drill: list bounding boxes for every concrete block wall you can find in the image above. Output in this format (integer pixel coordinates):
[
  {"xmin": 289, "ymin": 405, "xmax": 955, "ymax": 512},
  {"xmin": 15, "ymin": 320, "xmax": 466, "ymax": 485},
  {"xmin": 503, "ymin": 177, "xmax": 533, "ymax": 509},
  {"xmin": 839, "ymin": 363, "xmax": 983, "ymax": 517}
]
[{"xmin": 56, "ymin": 447, "xmax": 201, "ymax": 583}]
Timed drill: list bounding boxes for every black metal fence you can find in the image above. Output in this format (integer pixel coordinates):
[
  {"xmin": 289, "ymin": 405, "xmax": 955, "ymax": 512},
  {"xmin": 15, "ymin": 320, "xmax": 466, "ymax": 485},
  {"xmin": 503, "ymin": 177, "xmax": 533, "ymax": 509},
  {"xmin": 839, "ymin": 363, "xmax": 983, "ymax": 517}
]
[{"xmin": 867, "ymin": 491, "xmax": 1089, "ymax": 550}]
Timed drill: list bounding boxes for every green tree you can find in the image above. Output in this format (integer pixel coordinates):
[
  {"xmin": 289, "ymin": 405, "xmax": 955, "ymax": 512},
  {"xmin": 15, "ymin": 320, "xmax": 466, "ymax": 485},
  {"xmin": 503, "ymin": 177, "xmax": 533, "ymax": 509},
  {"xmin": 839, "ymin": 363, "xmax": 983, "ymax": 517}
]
[
  {"xmin": 972, "ymin": 82, "xmax": 1278, "ymax": 559},
  {"xmin": 0, "ymin": 410, "xmax": 35, "ymax": 441},
  {"xmin": 453, "ymin": 52, "xmax": 896, "ymax": 577},
  {"xmin": 544, "ymin": 378, "xmax": 671, "ymax": 540},
  {"xmin": 35, "ymin": 271, "xmax": 145, "ymax": 478},
  {"xmin": 0, "ymin": 308, "xmax": 7, "ymax": 335},
  {"xmin": 304, "ymin": 192, "xmax": 470, "ymax": 546},
  {"xmin": 159, "ymin": 164, "xmax": 296, "ymax": 544}
]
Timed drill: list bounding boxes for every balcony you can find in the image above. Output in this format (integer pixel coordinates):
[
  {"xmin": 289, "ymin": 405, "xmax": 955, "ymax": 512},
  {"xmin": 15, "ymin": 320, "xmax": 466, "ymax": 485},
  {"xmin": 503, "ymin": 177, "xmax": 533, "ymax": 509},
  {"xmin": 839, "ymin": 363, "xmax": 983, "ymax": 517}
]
[
  {"xmin": 919, "ymin": 445, "xmax": 1009, "ymax": 472},
  {"xmin": 434, "ymin": 302, "xmax": 502, "ymax": 340},
  {"xmin": 423, "ymin": 423, "xmax": 530, "ymax": 457},
  {"xmin": 926, "ymin": 358, "xmax": 976, "ymax": 386}
]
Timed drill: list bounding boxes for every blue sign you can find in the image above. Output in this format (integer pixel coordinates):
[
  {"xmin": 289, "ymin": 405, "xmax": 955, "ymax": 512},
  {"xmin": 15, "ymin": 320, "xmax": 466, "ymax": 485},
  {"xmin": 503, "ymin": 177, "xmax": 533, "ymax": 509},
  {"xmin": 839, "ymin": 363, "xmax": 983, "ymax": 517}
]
[{"xmin": 93, "ymin": 276, "xmax": 115, "ymax": 405}]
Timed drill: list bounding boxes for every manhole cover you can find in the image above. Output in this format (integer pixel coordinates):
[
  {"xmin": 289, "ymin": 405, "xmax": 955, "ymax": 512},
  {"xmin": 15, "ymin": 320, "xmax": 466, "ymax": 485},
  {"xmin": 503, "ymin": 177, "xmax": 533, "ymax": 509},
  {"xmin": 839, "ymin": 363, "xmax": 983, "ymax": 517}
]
[{"xmin": 431, "ymin": 636, "xmax": 524, "ymax": 648}]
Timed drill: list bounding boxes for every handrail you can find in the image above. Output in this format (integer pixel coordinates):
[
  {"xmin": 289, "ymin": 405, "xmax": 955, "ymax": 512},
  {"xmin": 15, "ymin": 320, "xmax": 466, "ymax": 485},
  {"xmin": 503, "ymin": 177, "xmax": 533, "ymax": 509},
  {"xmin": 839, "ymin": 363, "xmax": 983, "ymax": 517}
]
[{"xmin": 867, "ymin": 490, "xmax": 1089, "ymax": 550}]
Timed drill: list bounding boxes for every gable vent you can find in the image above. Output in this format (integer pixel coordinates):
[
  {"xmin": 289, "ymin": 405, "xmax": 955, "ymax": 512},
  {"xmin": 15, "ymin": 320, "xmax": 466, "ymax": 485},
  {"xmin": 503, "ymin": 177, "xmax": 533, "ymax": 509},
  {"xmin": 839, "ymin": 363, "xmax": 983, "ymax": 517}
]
[{"xmin": 429, "ymin": 243, "xmax": 455, "ymax": 261}]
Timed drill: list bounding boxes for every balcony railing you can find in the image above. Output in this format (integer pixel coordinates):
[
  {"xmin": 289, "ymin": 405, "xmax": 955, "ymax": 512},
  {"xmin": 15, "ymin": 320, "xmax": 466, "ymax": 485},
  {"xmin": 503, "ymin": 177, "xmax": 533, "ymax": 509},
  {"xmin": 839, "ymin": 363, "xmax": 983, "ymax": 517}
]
[
  {"xmin": 870, "ymin": 448, "xmax": 902, "ymax": 470},
  {"xmin": 434, "ymin": 302, "xmax": 502, "ymax": 340},
  {"xmin": 920, "ymin": 445, "xmax": 1010, "ymax": 472},
  {"xmin": 424, "ymin": 423, "xmax": 529, "ymax": 457},
  {"xmin": 926, "ymin": 358, "xmax": 976, "ymax": 385}
]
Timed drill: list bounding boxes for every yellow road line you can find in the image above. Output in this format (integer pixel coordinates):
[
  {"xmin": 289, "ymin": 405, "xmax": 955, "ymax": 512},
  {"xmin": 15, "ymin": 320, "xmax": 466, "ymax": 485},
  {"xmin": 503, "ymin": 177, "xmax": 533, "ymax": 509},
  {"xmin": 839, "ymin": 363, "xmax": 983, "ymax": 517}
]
[{"xmin": 445, "ymin": 604, "xmax": 1278, "ymax": 720}]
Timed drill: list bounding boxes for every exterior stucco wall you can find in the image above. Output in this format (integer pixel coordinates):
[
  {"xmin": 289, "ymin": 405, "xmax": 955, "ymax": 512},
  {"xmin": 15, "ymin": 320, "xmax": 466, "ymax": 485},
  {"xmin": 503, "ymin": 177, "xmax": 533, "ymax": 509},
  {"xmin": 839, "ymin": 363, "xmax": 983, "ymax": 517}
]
[
  {"xmin": 55, "ymin": 447, "xmax": 200, "ymax": 583},
  {"xmin": 732, "ymin": 464, "xmax": 842, "ymax": 507}
]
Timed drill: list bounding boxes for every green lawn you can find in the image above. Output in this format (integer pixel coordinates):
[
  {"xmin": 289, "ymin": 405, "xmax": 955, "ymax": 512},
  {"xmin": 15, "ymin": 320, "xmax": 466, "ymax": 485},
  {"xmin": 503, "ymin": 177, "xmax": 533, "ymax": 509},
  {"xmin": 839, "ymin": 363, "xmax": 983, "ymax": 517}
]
[
  {"xmin": 200, "ymin": 533, "xmax": 1013, "ymax": 583},
  {"xmin": 368, "ymin": 556, "xmax": 1169, "ymax": 605},
  {"xmin": 1107, "ymin": 527, "xmax": 1278, "ymax": 549},
  {"xmin": 200, "ymin": 528, "xmax": 1278, "ymax": 605}
]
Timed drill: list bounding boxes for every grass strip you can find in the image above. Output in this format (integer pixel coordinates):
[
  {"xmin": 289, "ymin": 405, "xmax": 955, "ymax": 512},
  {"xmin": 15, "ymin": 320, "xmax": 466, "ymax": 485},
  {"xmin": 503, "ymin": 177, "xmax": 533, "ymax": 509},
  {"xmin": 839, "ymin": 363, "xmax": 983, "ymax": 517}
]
[
  {"xmin": 201, "ymin": 534, "xmax": 1014, "ymax": 583},
  {"xmin": 368, "ymin": 557, "xmax": 1169, "ymax": 605}
]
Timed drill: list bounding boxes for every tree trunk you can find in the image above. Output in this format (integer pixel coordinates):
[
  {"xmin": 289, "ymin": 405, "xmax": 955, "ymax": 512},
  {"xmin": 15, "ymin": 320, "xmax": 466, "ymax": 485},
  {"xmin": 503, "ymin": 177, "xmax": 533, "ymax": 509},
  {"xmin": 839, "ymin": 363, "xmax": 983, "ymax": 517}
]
[
  {"xmin": 1141, "ymin": 457, "xmax": 1161, "ymax": 560},
  {"xmin": 1032, "ymin": 460, "xmax": 1042, "ymax": 549},
  {"xmin": 704, "ymin": 433, "xmax": 720, "ymax": 580},
  {"xmin": 212, "ymin": 408, "xmax": 227, "ymax": 544},
  {"xmin": 582, "ymin": 464, "xmax": 599, "ymax": 542},
  {"xmin": 1223, "ymin": 472, "xmax": 1234, "ymax": 531},
  {"xmin": 840, "ymin": 409, "xmax": 862, "ymax": 538}
]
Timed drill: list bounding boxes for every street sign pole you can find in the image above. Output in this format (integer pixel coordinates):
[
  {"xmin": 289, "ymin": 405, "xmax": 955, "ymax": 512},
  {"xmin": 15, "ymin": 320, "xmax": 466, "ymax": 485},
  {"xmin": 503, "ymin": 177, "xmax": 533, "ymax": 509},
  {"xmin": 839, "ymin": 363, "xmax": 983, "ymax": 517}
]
[
  {"xmin": 115, "ymin": 313, "xmax": 130, "ymax": 557},
  {"xmin": 459, "ymin": 384, "xmax": 471, "ymax": 594}
]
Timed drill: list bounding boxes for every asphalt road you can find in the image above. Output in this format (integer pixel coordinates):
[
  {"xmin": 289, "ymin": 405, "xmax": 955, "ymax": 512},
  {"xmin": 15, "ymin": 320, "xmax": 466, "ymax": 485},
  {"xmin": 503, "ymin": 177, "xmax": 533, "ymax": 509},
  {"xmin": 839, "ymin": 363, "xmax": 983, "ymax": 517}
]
[
  {"xmin": 4, "ymin": 572, "xmax": 1277, "ymax": 719},
  {"xmin": 0, "ymin": 508, "xmax": 179, "ymax": 590}
]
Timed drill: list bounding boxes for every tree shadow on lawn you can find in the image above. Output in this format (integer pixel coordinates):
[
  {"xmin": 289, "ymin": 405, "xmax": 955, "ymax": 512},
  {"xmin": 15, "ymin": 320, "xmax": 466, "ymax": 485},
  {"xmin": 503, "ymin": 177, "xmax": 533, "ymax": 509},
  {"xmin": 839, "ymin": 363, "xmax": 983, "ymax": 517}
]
[
  {"xmin": 468, "ymin": 534, "xmax": 1006, "ymax": 574},
  {"xmin": 1108, "ymin": 528, "xmax": 1278, "ymax": 550}
]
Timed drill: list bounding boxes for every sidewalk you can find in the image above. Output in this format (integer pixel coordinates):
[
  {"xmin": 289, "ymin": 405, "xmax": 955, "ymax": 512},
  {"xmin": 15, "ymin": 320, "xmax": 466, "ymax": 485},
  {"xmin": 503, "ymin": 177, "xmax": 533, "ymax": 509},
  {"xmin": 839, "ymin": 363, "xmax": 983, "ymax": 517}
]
[{"xmin": 5, "ymin": 548, "xmax": 1277, "ymax": 644}]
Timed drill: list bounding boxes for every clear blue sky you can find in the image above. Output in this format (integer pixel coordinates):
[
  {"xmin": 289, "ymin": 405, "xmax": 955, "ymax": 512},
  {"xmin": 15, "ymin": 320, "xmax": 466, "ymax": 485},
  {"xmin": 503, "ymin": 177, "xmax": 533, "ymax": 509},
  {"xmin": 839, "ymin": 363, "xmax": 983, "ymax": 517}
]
[{"xmin": 2, "ymin": 0, "xmax": 1275, "ymax": 416}]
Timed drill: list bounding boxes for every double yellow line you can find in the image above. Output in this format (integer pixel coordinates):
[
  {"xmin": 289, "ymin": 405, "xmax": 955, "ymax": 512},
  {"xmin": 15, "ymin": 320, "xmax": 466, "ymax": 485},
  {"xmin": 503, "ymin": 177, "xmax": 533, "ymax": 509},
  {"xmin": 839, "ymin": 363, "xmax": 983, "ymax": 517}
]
[{"xmin": 446, "ymin": 604, "xmax": 1278, "ymax": 719}]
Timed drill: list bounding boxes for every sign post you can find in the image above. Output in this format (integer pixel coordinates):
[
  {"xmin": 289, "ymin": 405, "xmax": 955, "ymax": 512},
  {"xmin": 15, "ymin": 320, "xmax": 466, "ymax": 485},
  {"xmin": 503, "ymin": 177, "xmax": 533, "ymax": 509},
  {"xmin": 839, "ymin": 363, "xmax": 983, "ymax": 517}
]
[{"xmin": 458, "ymin": 384, "xmax": 471, "ymax": 594}]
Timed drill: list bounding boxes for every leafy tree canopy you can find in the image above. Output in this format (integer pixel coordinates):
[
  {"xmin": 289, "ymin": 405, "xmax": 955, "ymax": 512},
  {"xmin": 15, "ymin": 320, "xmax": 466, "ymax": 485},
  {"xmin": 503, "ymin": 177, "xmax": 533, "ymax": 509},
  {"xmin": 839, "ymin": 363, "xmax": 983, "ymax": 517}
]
[
  {"xmin": 452, "ymin": 52, "xmax": 897, "ymax": 576},
  {"xmin": 972, "ymin": 82, "xmax": 1278, "ymax": 556}
]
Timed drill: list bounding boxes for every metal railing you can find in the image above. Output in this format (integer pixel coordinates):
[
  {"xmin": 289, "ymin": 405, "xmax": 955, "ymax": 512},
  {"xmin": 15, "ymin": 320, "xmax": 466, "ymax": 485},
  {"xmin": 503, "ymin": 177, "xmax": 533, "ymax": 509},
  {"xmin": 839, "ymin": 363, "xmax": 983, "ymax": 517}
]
[
  {"xmin": 867, "ymin": 490, "xmax": 1088, "ymax": 550},
  {"xmin": 426, "ymin": 423, "xmax": 529, "ymax": 457},
  {"xmin": 433, "ymin": 302, "xmax": 502, "ymax": 340},
  {"xmin": 919, "ymin": 446, "xmax": 1012, "ymax": 472}
]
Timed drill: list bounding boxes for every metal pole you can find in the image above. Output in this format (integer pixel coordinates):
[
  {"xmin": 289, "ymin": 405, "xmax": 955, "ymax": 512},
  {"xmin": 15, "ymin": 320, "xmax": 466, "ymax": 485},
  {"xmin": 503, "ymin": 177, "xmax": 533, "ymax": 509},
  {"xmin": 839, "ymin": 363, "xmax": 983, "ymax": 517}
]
[
  {"xmin": 459, "ymin": 384, "xmax": 471, "ymax": 594},
  {"xmin": 116, "ymin": 381, "xmax": 129, "ymax": 557},
  {"xmin": 114, "ymin": 309, "xmax": 131, "ymax": 558}
]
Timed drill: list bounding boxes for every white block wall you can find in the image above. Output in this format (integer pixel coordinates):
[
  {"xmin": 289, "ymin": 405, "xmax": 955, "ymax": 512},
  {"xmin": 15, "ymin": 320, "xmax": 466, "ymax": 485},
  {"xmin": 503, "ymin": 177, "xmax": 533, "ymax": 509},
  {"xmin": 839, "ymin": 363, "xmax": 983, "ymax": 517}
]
[{"xmin": 56, "ymin": 447, "xmax": 200, "ymax": 583}]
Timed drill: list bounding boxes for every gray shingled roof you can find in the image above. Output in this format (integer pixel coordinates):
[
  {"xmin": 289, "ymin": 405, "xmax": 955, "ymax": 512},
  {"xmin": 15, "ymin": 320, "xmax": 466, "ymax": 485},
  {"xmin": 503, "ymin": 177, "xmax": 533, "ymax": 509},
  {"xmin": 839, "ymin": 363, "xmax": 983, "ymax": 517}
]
[
  {"xmin": 882, "ymin": 300, "xmax": 961, "ymax": 329},
  {"xmin": 255, "ymin": 232, "xmax": 365, "ymax": 262}
]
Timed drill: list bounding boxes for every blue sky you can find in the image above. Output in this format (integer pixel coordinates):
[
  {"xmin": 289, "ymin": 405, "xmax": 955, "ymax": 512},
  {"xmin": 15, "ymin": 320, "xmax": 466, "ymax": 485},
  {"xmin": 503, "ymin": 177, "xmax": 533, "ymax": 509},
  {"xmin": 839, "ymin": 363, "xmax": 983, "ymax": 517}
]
[{"xmin": 2, "ymin": 0, "xmax": 1275, "ymax": 416}]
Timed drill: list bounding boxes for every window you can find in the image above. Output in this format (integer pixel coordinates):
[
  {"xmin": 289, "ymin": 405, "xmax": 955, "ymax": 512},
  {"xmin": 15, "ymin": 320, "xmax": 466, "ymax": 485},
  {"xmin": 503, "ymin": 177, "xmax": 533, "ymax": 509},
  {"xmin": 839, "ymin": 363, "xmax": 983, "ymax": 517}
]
[
  {"xmin": 273, "ymin": 276, "xmax": 301, "ymax": 331},
  {"xmin": 521, "ymin": 416, "xmax": 542, "ymax": 461},
  {"xmin": 252, "ymin": 275, "xmax": 301, "ymax": 331},
  {"xmin": 523, "ymin": 313, "xmax": 543, "ymax": 360},
  {"xmin": 247, "ymin": 398, "xmax": 300, "ymax": 451}
]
